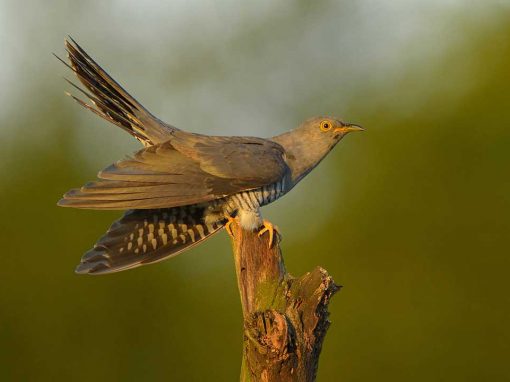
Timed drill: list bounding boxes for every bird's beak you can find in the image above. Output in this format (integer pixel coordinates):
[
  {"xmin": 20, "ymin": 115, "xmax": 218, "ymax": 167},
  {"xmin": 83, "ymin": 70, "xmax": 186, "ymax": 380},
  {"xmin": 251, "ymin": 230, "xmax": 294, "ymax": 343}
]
[{"xmin": 334, "ymin": 124, "xmax": 364, "ymax": 134}]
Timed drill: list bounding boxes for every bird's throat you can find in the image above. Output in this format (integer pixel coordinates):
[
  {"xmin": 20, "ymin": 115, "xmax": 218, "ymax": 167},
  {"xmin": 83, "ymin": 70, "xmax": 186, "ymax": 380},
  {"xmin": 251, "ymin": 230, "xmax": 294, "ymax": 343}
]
[{"xmin": 272, "ymin": 132, "xmax": 334, "ymax": 186}]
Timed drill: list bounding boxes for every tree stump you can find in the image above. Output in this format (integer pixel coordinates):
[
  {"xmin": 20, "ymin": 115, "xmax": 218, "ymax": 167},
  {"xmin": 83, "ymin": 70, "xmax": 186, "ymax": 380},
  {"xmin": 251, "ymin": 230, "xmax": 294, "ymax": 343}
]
[{"xmin": 229, "ymin": 220, "xmax": 340, "ymax": 382}]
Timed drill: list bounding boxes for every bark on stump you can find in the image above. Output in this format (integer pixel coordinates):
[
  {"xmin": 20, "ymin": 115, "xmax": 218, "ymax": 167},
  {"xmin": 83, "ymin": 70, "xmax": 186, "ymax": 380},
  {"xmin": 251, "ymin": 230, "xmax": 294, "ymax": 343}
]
[{"xmin": 229, "ymin": 221, "xmax": 340, "ymax": 382}]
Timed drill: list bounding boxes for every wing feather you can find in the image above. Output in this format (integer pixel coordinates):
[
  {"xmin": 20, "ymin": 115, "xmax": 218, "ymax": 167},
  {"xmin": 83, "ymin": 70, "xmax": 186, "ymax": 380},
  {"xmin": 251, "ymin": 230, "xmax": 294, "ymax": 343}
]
[
  {"xmin": 59, "ymin": 37, "xmax": 177, "ymax": 146},
  {"xmin": 58, "ymin": 135, "xmax": 289, "ymax": 210}
]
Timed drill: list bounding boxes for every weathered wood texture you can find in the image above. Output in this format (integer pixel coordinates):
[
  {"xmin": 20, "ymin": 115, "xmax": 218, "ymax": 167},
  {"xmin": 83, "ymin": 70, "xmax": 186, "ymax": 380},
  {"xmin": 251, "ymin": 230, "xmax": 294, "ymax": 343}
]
[{"xmin": 229, "ymin": 221, "xmax": 339, "ymax": 382}]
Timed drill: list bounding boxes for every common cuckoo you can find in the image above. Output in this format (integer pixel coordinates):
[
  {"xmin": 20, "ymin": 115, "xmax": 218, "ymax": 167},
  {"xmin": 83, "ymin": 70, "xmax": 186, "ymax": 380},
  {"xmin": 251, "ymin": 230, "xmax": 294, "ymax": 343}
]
[{"xmin": 57, "ymin": 38, "xmax": 363, "ymax": 275}]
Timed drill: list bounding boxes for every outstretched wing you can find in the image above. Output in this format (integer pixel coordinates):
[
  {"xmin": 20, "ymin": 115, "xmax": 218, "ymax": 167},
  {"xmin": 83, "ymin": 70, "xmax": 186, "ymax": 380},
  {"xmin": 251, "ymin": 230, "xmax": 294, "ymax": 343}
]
[
  {"xmin": 56, "ymin": 37, "xmax": 176, "ymax": 146},
  {"xmin": 58, "ymin": 134, "xmax": 289, "ymax": 210}
]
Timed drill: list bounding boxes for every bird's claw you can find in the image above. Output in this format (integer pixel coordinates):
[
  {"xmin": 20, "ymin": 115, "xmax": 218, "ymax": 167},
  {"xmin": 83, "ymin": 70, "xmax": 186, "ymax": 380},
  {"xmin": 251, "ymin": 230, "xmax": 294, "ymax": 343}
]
[
  {"xmin": 225, "ymin": 215, "xmax": 236, "ymax": 238},
  {"xmin": 258, "ymin": 220, "xmax": 280, "ymax": 249}
]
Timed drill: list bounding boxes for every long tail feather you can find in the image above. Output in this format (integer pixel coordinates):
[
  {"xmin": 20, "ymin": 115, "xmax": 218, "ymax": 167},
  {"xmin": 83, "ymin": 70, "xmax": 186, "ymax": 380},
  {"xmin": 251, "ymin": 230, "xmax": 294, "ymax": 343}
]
[{"xmin": 75, "ymin": 204, "xmax": 224, "ymax": 275}]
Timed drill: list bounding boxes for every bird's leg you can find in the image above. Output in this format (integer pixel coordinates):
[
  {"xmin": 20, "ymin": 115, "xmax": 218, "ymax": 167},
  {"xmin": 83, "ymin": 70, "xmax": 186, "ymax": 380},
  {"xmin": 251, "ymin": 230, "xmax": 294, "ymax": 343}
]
[
  {"xmin": 225, "ymin": 215, "xmax": 236, "ymax": 239},
  {"xmin": 257, "ymin": 220, "xmax": 280, "ymax": 249}
]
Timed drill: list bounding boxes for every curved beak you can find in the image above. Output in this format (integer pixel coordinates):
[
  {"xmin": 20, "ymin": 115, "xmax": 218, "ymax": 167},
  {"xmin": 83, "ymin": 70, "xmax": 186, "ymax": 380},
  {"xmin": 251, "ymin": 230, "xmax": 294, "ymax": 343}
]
[{"xmin": 334, "ymin": 123, "xmax": 364, "ymax": 134}]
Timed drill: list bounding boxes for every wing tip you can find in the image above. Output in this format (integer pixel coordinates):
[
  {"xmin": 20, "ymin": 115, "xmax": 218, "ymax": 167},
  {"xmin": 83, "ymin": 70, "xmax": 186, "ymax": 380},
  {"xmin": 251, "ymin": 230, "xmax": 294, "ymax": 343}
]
[
  {"xmin": 56, "ymin": 194, "xmax": 125, "ymax": 210},
  {"xmin": 57, "ymin": 193, "xmax": 87, "ymax": 207},
  {"xmin": 57, "ymin": 197, "xmax": 71, "ymax": 207}
]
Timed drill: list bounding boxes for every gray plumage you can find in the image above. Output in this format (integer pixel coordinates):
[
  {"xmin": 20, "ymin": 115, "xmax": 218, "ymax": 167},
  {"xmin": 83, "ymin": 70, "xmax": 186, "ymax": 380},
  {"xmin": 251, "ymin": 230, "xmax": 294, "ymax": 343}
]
[{"xmin": 58, "ymin": 38, "xmax": 363, "ymax": 275}]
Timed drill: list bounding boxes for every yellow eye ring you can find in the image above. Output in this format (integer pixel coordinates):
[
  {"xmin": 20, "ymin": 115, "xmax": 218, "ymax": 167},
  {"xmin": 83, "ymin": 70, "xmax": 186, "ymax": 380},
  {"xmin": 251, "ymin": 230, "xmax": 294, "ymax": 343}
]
[{"xmin": 320, "ymin": 120, "xmax": 332, "ymax": 132}]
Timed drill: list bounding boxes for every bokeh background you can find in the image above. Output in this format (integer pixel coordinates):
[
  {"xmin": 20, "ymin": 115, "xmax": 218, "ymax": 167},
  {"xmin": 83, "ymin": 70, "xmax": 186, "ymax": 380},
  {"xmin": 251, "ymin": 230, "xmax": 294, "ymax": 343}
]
[{"xmin": 1, "ymin": 0, "xmax": 509, "ymax": 380}]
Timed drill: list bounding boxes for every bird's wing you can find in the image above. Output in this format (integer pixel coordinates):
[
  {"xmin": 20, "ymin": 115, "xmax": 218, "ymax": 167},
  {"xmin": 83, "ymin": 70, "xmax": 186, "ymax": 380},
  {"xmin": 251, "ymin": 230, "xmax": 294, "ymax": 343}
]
[
  {"xmin": 56, "ymin": 37, "xmax": 177, "ymax": 146},
  {"xmin": 58, "ymin": 135, "xmax": 288, "ymax": 210},
  {"xmin": 170, "ymin": 132, "xmax": 288, "ymax": 186}
]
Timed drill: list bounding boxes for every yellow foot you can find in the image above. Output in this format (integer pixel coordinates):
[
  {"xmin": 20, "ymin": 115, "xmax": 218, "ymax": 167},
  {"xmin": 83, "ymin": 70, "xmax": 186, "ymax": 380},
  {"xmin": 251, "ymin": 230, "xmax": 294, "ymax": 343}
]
[
  {"xmin": 257, "ymin": 220, "xmax": 280, "ymax": 249},
  {"xmin": 225, "ymin": 215, "xmax": 236, "ymax": 238}
]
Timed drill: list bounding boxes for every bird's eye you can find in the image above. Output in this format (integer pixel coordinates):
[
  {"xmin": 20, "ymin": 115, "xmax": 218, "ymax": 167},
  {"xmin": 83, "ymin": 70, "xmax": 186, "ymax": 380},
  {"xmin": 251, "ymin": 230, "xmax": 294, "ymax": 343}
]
[{"xmin": 320, "ymin": 120, "xmax": 332, "ymax": 132}]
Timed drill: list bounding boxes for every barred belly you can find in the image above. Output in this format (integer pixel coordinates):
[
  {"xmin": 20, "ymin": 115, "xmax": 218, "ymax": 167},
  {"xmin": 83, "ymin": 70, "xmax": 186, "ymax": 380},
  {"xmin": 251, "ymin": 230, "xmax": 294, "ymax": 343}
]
[{"xmin": 223, "ymin": 178, "xmax": 286, "ymax": 230}]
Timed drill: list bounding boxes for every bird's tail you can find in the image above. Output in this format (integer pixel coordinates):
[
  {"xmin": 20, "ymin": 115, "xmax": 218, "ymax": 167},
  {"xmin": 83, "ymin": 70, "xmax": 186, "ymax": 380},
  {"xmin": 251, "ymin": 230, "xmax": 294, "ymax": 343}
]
[
  {"xmin": 56, "ymin": 37, "xmax": 177, "ymax": 146},
  {"xmin": 75, "ymin": 204, "xmax": 224, "ymax": 275}
]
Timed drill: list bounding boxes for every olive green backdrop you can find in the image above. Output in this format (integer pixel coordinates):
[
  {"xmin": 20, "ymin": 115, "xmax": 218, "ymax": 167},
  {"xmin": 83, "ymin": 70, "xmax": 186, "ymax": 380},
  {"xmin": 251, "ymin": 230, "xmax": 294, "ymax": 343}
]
[{"xmin": 1, "ymin": 1, "xmax": 509, "ymax": 380}]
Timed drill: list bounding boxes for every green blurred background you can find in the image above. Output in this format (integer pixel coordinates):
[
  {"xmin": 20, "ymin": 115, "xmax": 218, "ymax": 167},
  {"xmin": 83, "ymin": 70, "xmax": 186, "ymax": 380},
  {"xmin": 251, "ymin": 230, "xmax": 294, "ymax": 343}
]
[{"xmin": 1, "ymin": 0, "xmax": 509, "ymax": 380}]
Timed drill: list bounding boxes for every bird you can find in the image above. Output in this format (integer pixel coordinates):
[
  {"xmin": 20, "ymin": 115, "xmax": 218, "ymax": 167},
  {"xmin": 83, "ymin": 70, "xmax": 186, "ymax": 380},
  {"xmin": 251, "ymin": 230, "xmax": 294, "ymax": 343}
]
[{"xmin": 57, "ymin": 37, "xmax": 363, "ymax": 275}]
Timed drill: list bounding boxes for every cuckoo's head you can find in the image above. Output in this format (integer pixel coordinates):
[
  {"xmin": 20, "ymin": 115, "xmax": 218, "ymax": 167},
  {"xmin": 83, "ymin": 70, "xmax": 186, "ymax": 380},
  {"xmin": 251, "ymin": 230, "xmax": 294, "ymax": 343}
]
[
  {"xmin": 272, "ymin": 116, "xmax": 363, "ymax": 184},
  {"xmin": 288, "ymin": 115, "xmax": 363, "ymax": 157},
  {"xmin": 300, "ymin": 116, "xmax": 364, "ymax": 147}
]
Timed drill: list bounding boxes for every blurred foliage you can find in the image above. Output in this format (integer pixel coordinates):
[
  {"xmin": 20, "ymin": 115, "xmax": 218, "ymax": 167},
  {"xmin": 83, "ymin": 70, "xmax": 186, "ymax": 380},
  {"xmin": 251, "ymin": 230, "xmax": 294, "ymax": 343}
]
[{"xmin": 0, "ymin": 1, "xmax": 509, "ymax": 381}]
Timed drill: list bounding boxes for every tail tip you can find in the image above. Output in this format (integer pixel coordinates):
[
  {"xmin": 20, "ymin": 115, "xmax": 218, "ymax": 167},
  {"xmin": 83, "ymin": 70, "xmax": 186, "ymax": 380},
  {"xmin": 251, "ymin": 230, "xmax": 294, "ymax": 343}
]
[{"xmin": 75, "ymin": 260, "xmax": 110, "ymax": 275}]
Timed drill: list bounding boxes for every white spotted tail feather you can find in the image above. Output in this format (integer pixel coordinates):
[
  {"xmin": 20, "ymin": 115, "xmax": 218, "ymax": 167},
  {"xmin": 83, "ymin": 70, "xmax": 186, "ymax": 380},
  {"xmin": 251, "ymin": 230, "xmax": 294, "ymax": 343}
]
[{"xmin": 76, "ymin": 205, "xmax": 224, "ymax": 275}]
